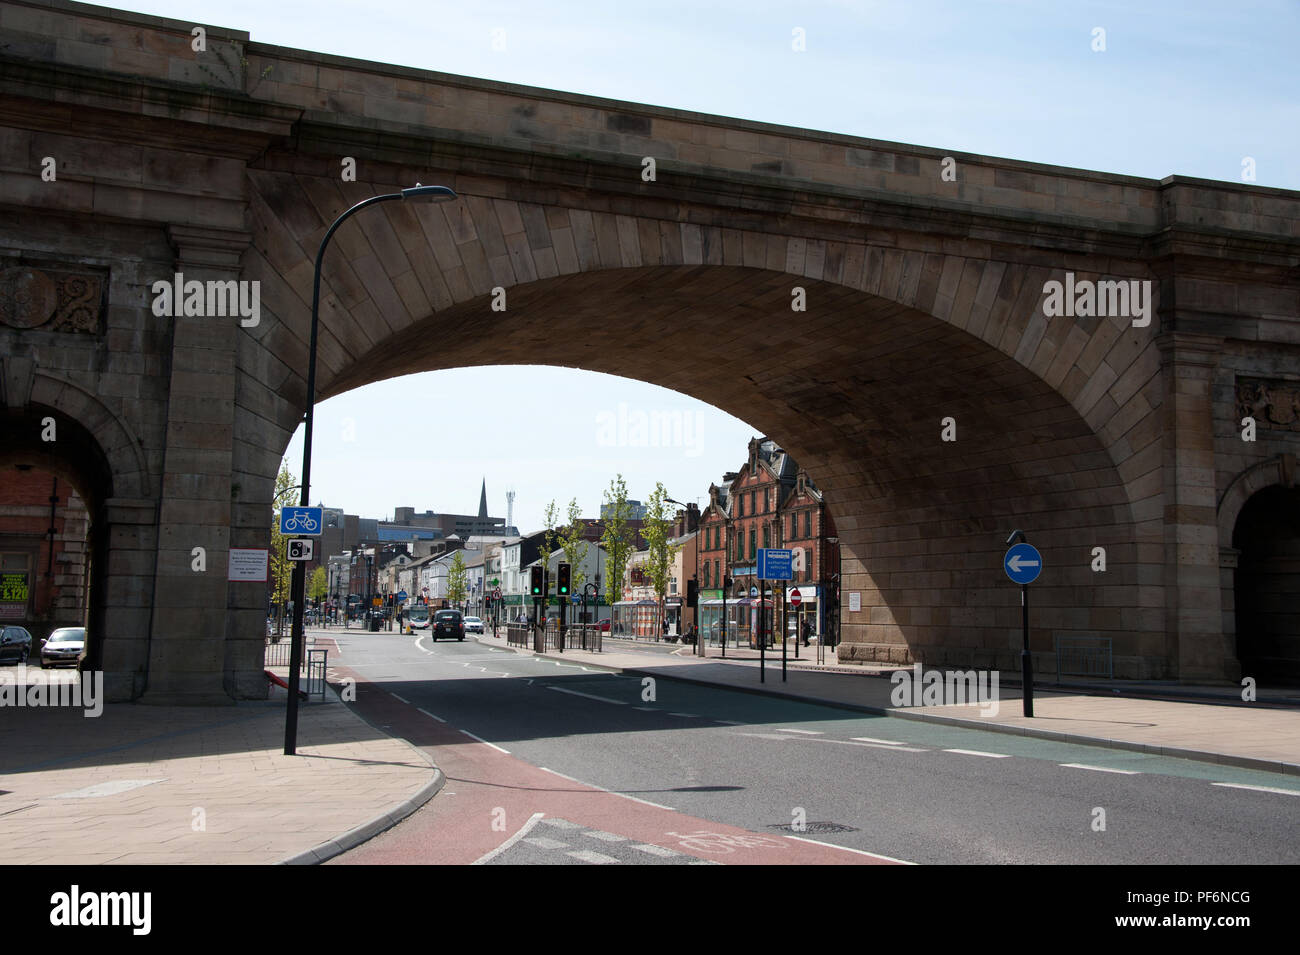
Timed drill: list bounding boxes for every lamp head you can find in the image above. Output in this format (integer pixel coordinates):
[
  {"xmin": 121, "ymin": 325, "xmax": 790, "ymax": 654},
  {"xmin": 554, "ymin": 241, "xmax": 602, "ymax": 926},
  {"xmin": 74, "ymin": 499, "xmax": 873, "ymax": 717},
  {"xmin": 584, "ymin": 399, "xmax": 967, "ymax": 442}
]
[{"xmin": 401, "ymin": 184, "xmax": 457, "ymax": 202}]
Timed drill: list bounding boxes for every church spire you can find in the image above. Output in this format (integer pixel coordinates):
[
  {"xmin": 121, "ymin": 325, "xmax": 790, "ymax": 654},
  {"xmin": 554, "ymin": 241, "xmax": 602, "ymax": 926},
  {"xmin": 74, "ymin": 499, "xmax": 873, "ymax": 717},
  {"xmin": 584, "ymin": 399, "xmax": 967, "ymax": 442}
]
[{"xmin": 478, "ymin": 478, "xmax": 488, "ymax": 519}]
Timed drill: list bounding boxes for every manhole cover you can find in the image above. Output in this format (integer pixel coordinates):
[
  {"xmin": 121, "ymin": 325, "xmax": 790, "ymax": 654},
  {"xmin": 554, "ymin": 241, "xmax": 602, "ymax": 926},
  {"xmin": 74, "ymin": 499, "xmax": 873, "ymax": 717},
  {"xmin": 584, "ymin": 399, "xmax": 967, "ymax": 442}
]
[{"xmin": 767, "ymin": 821, "xmax": 859, "ymax": 834}]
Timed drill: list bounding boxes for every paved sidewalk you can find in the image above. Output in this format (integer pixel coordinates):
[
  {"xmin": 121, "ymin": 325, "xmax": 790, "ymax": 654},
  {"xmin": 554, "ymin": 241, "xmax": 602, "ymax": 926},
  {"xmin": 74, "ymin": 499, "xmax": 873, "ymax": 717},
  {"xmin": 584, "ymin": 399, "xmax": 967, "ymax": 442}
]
[
  {"xmin": 0, "ymin": 666, "xmax": 439, "ymax": 865},
  {"xmin": 476, "ymin": 628, "xmax": 1300, "ymax": 775}
]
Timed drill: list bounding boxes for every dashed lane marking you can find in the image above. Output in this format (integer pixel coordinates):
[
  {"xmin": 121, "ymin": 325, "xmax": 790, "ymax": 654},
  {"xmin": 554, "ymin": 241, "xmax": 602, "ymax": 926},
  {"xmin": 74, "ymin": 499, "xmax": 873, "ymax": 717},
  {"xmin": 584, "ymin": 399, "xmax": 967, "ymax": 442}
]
[
  {"xmin": 523, "ymin": 836, "xmax": 571, "ymax": 850},
  {"xmin": 460, "ymin": 729, "xmax": 510, "ymax": 754},
  {"xmin": 1212, "ymin": 782, "xmax": 1300, "ymax": 797},
  {"xmin": 389, "ymin": 692, "xmax": 410, "ymax": 704},
  {"xmin": 471, "ymin": 812, "xmax": 545, "ymax": 865},
  {"xmin": 1060, "ymin": 763, "xmax": 1141, "ymax": 775},
  {"xmin": 851, "ymin": 737, "xmax": 906, "ymax": 746},
  {"xmin": 584, "ymin": 830, "xmax": 629, "ymax": 842},
  {"xmin": 944, "ymin": 748, "xmax": 1012, "ymax": 758},
  {"xmin": 568, "ymin": 849, "xmax": 619, "ymax": 864},
  {"xmin": 417, "ymin": 708, "xmax": 446, "ymax": 723},
  {"xmin": 548, "ymin": 687, "xmax": 628, "ymax": 706},
  {"xmin": 632, "ymin": 843, "xmax": 680, "ymax": 858},
  {"xmin": 775, "ymin": 728, "xmax": 823, "ymax": 735}
]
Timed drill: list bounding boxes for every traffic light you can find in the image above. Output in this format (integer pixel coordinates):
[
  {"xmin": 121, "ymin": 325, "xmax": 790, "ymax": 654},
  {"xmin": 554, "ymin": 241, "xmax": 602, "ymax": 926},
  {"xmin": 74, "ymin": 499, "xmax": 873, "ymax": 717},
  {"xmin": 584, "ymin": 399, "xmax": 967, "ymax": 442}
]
[
  {"xmin": 530, "ymin": 566, "xmax": 543, "ymax": 596},
  {"xmin": 686, "ymin": 578, "xmax": 698, "ymax": 608},
  {"xmin": 557, "ymin": 563, "xmax": 571, "ymax": 596}
]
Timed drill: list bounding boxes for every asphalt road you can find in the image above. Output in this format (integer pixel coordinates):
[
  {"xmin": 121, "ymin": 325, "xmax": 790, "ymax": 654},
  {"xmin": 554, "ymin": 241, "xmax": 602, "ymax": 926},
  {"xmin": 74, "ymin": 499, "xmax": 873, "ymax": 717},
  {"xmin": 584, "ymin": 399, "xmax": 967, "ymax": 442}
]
[{"xmin": 323, "ymin": 627, "xmax": 1300, "ymax": 865}]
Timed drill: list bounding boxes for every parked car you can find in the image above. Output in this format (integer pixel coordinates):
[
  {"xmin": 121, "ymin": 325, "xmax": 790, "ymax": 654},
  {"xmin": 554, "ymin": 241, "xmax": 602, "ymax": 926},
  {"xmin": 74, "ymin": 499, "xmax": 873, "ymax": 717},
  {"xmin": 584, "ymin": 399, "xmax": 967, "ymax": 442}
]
[
  {"xmin": 432, "ymin": 610, "xmax": 465, "ymax": 641},
  {"xmin": 463, "ymin": 616, "xmax": 484, "ymax": 634},
  {"xmin": 0, "ymin": 625, "xmax": 32, "ymax": 665},
  {"xmin": 40, "ymin": 626, "xmax": 85, "ymax": 668},
  {"xmin": 599, "ymin": 619, "xmax": 612, "ymax": 633}
]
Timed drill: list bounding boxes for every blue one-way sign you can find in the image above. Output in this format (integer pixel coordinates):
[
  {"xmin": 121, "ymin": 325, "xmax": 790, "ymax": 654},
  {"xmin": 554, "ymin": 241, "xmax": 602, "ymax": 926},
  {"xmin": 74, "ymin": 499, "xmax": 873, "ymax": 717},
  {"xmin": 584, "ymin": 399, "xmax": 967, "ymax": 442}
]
[
  {"xmin": 1004, "ymin": 543, "xmax": 1043, "ymax": 585},
  {"xmin": 279, "ymin": 506, "xmax": 323, "ymax": 536}
]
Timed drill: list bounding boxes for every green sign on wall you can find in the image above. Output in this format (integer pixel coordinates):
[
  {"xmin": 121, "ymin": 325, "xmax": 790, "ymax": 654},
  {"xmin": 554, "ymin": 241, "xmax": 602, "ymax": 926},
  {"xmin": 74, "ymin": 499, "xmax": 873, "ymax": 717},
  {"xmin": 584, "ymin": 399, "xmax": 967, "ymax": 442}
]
[{"xmin": 1, "ymin": 573, "xmax": 29, "ymax": 603}]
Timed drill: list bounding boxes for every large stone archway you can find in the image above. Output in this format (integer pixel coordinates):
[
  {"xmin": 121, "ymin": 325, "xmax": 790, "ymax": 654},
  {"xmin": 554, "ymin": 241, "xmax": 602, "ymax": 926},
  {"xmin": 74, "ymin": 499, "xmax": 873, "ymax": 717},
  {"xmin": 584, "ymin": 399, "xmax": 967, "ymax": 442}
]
[{"xmin": 1, "ymin": 0, "xmax": 1297, "ymax": 699}]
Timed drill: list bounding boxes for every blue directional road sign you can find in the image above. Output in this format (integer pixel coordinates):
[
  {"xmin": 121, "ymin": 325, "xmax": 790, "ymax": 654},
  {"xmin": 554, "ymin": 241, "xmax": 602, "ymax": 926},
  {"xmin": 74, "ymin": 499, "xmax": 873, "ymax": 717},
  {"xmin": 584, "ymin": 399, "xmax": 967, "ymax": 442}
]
[
  {"xmin": 396, "ymin": 590, "xmax": 408, "ymax": 603},
  {"xmin": 571, "ymin": 593, "xmax": 581, "ymax": 604},
  {"xmin": 279, "ymin": 506, "xmax": 323, "ymax": 536},
  {"xmin": 1004, "ymin": 543, "xmax": 1043, "ymax": 585},
  {"xmin": 756, "ymin": 548, "xmax": 793, "ymax": 580}
]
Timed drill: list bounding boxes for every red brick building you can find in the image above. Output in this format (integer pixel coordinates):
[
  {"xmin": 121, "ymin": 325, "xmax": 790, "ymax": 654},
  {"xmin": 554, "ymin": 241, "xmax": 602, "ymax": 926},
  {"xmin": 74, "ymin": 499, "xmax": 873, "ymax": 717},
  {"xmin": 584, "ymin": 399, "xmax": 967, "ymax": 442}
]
[
  {"xmin": 695, "ymin": 438, "xmax": 840, "ymax": 640},
  {"xmin": 0, "ymin": 466, "xmax": 90, "ymax": 640}
]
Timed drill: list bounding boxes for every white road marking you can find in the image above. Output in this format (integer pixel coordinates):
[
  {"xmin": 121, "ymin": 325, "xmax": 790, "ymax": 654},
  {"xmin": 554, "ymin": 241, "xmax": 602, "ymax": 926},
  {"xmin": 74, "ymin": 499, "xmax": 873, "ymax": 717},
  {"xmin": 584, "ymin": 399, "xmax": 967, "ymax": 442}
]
[
  {"xmin": 523, "ymin": 836, "xmax": 571, "ymax": 850},
  {"xmin": 460, "ymin": 729, "xmax": 510, "ymax": 754},
  {"xmin": 717, "ymin": 720, "xmax": 743, "ymax": 725},
  {"xmin": 1212, "ymin": 782, "xmax": 1300, "ymax": 797},
  {"xmin": 669, "ymin": 712, "xmax": 700, "ymax": 718},
  {"xmin": 783, "ymin": 834, "xmax": 917, "ymax": 865},
  {"xmin": 472, "ymin": 812, "xmax": 545, "ymax": 865},
  {"xmin": 539, "ymin": 818, "xmax": 584, "ymax": 830},
  {"xmin": 634, "ymin": 706, "xmax": 657, "ymax": 711},
  {"xmin": 1060, "ymin": 763, "xmax": 1141, "ymax": 775},
  {"xmin": 851, "ymin": 737, "xmax": 906, "ymax": 746},
  {"xmin": 632, "ymin": 843, "xmax": 680, "ymax": 858},
  {"xmin": 548, "ymin": 687, "xmax": 627, "ymax": 705},
  {"xmin": 539, "ymin": 766, "xmax": 676, "ymax": 811},
  {"xmin": 389, "ymin": 692, "xmax": 410, "ymax": 704},
  {"xmin": 567, "ymin": 849, "xmax": 620, "ymax": 864},
  {"xmin": 417, "ymin": 708, "xmax": 446, "ymax": 723},
  {"xmin": 776, "ymin": 728, "xmax": 823, "ymax": 735},
  {"xmin": 585, "ymin": 830, "xmax": 629, "ymax": 842},
  {"xmin": 944, "ymin": 748, "xmax": 1011, "ymax": 758}
]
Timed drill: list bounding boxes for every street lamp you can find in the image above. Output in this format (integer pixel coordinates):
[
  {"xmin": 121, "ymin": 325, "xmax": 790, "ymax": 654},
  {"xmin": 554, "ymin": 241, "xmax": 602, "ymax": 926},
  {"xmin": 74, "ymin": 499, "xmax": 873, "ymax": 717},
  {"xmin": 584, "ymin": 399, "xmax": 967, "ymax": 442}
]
[{"xmin": 285, "ymin": 184, "xmax": 457, "ymax": 756}]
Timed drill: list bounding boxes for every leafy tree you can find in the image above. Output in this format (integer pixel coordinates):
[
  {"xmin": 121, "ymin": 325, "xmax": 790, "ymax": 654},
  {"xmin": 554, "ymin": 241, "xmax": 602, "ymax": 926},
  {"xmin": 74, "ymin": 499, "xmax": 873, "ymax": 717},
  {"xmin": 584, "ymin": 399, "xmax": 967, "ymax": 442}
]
[
  {"xmin": 600, "ymin": 475, "xmax": 634, "ymax": 605},
  {"xmin": 309, "ymin": 565, "xmax": 328, "ymax": 603},
  {"xmin": 538, "ymin": 500, "xmax": 561, "ymax": 596},
  {"xmin": 269, "ymin": 463, "xmax": 297, "ymax": 637},
  {"xmin": 559, "ymin": 498, "xmax": 589, "ymax": 594},
  {"xmin": 643, "ymin": 483, "xmax": 681, "ymax": 634},
  {"xmin": 447, "ymin": 551, "xmax": 468, "ymax": 606}
]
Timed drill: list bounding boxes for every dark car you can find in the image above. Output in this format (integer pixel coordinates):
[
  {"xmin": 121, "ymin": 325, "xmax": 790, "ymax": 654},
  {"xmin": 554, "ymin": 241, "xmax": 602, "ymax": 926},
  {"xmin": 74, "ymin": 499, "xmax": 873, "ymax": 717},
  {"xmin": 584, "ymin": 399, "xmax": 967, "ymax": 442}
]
[
  {"xmin": 0, "ymin": 625, "xmax": 33, "ymax": 665},
  {"xmin": 40, "ymin": 626, "xmax": 85, "ymax": 668},
  {"xmin": 432, "ymin": 609, "xmax": 465, "ymax": 641}
]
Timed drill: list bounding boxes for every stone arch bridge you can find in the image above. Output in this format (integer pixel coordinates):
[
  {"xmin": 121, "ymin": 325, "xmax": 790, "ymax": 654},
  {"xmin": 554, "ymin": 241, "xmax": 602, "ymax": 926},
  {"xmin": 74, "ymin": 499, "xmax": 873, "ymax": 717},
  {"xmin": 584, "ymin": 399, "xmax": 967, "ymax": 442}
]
[{"xmin": 1, "ymin": 1, "xmax": 1298, "ymax": 702}]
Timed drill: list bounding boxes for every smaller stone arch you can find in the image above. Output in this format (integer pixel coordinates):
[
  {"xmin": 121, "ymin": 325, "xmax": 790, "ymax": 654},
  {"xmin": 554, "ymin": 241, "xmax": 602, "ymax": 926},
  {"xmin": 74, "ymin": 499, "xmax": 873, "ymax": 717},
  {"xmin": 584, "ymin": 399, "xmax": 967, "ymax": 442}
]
[
  {"xmin": 25, "ymin": 370, "xmax": 151, "ymax": 501},
  {"xmin": 1218, "ymin": 454, "xmax": 1297, "ymax": 545}
]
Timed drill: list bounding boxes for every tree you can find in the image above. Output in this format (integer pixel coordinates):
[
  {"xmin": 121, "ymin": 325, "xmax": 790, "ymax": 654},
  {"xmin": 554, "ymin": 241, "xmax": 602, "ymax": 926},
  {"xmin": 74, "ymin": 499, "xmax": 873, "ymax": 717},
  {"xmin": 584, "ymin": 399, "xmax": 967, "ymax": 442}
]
[
  {"xmin": 309, "ymin": 565, "xmax": 328, "ymax": 604},
  {"xmin": 643, "ymin": 482, "xmax": 680, "ymax": 636},
  {"xmin": 600, "ymin": 475, "xmax": 635, "ymax": 605},
  {"xmin": 269, "ymin": 462, "xmax": 297, "ymax": 638},
  {"xmin": 559, "ymin": 497, "xmax": 589, "ymax": 594},
  {"xmin": 539, "ymin": 499, "xmax": 561, "ymax": 596},
  {"xmin": 447, "ymin": 551, "xmax": 468, "ymax": 607}
]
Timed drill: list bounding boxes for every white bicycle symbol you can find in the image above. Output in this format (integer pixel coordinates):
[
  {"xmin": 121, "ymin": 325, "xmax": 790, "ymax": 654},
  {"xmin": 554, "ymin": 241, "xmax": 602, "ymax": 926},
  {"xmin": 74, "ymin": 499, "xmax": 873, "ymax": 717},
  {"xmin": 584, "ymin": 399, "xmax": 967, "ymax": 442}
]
[
  {"xmin": 664, "ymin": 830, "xmax": 788, "ymax": 854},
  {"xmin": 283, "ymin": 512, "xmax": 319, "ymax": 532}
]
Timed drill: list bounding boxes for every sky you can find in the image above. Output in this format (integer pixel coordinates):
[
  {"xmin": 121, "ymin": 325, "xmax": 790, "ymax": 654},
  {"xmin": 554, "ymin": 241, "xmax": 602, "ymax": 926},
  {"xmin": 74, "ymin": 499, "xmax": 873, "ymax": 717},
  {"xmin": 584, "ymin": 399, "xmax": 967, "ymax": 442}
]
[{"xmin": 107, "ymin": 0, "xmax": 1300, "ymax": 531}]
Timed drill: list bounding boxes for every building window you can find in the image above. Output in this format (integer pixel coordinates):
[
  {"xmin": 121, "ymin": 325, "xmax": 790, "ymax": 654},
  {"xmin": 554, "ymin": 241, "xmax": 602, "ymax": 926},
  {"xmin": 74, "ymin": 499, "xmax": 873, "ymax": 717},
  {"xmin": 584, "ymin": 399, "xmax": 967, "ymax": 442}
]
[
  {"xmin": 790, "ymin": 513, "xmax": 796, "ymax": 539},
  {"xmin": 738, "ymin": 496, "xmax": 744, "ymax": 517},
  {"xmin": 749, "ymin": 529, "xmax": 756, "ymax": 559},
  {"xmin": 804, "ymin": 511, "xmax": 811, "ymax": 538},
  {"xmin": 750, "ymin": 491, "xmax": 756, "ymax": 515},
  {"xmin": 736, "ymin": 529, "xmax": 744, "ymax": 562},
  {"xmin": 762, "ymin": 525, "xmax": 770, "ymax": 549}
]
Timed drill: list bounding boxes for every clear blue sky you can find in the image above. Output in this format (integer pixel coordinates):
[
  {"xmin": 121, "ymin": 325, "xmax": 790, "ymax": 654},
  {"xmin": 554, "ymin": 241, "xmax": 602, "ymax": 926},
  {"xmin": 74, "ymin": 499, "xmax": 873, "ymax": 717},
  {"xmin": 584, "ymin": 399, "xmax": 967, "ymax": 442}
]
[{"xmin": 111, "ymin": 0, "xmax": 1299, "ymax": 531}]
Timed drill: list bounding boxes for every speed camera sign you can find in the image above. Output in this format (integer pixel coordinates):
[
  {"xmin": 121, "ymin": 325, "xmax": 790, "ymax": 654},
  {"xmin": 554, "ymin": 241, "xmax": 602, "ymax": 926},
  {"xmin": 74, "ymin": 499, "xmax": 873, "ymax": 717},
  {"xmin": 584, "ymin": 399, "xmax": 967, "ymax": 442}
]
[{"xmin": 287, "ymin": 539, "xmax": 313, "ymax": 562}]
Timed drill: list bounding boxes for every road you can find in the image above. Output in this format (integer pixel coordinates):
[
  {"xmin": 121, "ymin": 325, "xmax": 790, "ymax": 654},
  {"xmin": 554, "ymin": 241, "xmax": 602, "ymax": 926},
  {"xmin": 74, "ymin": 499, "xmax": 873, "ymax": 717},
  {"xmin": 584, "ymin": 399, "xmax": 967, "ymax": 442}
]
[{"xmin": 319, "ymin": 627, "xmax": 1300, "ymax": 865}]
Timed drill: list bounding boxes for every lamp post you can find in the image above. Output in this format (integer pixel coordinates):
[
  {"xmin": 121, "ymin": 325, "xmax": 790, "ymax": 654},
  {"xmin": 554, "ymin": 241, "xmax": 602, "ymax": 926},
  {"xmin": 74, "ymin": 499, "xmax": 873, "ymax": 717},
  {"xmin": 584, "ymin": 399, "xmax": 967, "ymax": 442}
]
[{"xmin": 284, "ymin": 184, "xmax": 456, "ymax": 756}]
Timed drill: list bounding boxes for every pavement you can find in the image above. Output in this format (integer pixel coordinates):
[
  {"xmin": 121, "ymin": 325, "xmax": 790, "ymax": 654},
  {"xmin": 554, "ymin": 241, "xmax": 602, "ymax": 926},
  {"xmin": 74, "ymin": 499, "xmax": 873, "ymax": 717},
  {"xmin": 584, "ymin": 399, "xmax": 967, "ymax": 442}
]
[
  {"xmin": 2, "ymin": 622, "xmax": 1296, "ymax": 866},
  {"xmin": 0, "ymin": 634, "xmax": 440, "ymax": 865}
]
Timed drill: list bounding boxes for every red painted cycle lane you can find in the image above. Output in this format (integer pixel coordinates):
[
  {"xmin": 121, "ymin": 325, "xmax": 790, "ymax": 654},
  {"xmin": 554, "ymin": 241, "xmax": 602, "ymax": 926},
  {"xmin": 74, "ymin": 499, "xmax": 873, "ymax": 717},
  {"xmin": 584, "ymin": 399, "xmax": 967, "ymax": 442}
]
[{"xmin": 327, "ymin": 664, "xmax": 907, "ymax": 866}]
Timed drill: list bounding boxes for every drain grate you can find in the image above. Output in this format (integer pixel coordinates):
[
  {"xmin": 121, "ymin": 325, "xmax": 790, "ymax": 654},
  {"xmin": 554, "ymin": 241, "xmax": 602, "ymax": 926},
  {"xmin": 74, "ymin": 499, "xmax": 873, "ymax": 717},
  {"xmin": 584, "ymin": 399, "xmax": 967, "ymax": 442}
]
[{"xmin": 767, "ymin": 821, "xmax": 859, "ymax": 834}]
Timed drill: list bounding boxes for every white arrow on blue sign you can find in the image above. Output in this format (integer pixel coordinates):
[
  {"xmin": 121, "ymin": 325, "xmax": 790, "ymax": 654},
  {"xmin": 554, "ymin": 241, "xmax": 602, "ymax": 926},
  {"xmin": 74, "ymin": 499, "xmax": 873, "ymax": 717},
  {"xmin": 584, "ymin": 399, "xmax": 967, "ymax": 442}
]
[
  {"xmin": 279, "ymin": 506, "xmax": 323, "ymax": 537},
  {"xmin": 1004, "ymin": 542, "xmax": 1043, "ymax": 585}
]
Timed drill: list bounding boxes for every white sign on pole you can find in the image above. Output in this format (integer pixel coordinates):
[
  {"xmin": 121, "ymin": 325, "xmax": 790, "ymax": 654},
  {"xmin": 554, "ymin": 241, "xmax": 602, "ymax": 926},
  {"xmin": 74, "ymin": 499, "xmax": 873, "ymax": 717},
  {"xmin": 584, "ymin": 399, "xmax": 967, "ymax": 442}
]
[
  {"xmin": 228, "ymin": 548, "xmax": 269, "ymax": 582},
  {"xmin": 848, "ymin": 591, "xmax": 861, "ymax": 613}
]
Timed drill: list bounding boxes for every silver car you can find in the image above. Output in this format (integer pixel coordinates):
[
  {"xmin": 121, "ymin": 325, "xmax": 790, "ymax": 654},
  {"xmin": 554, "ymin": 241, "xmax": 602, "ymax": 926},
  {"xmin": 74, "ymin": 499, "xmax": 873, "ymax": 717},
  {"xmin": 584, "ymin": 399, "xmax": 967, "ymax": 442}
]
[
  {"xmin": 464, "ymin": 616, "xmax": 484, "ymax": 634},
  {"xmin": 41, "ymin": 626, "xmax": 85, "ymax": 668}
]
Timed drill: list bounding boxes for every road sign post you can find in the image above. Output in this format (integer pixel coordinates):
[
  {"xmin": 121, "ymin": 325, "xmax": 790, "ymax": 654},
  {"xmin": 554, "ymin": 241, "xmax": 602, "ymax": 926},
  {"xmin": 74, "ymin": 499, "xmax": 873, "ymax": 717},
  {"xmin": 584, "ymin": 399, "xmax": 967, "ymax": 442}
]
[{"xmin": 1004, "ymin": 536, "xmax": 1043, "ymax": 718}]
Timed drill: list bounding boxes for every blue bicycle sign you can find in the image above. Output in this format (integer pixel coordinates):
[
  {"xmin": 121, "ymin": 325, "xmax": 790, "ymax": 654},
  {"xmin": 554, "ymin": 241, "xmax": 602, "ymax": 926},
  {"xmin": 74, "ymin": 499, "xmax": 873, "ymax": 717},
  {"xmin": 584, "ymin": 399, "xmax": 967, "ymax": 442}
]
[{"xmin": 279, "ymin": 506, "xmax": 323, "ymax": 537}]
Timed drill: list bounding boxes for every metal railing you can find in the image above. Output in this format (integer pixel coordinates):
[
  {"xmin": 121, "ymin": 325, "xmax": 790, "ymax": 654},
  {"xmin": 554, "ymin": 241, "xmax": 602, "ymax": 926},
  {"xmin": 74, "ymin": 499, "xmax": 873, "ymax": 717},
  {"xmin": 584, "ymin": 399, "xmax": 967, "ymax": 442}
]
[
  {"xmin": 263, "ymin": 638, "xmax": 329, "ymax": 700},
  {"xmin": 503, "ymin": 621, "xmax": 602, "ymax": 653},
  {"xmin": 1054, "ymin": 635, "xmax": 1113, "ymax": 681}
]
